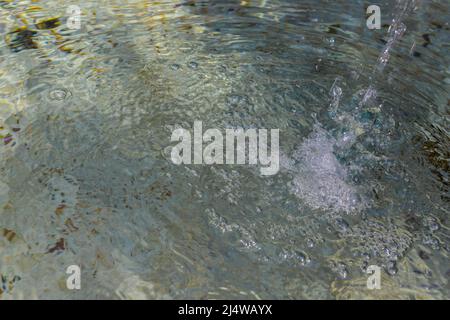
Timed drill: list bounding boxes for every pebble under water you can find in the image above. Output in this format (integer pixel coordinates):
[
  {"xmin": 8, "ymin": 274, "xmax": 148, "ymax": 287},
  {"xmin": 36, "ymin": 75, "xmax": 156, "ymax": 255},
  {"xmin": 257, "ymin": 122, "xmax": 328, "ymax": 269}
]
[{"xmin": 0, "ymin": 0, "xmax": 449, "ymax": 299}]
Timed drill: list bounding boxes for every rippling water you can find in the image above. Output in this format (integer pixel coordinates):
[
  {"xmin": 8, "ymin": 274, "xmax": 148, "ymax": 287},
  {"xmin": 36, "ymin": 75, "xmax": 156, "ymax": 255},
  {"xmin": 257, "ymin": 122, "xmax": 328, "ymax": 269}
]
[{"xmin": 0, "ymin": 0, "xmax": 449, "ymax": 299}]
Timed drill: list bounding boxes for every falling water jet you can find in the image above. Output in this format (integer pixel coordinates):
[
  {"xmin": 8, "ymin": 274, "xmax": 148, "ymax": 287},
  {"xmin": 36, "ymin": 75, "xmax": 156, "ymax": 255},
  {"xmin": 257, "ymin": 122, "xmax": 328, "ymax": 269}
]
[
  {"xmin": 375, "ymin": 0, "xmax": 418, "ymax": 73},
  {"xmin": 292, "ymin": 0, "xmax": 422, "ymax": 216}
]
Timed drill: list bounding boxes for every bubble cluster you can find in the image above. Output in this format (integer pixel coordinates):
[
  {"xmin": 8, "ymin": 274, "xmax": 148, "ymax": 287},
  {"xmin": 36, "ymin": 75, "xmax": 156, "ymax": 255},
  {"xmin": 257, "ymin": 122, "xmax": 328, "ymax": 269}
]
[
  {"xmin": 342, "ymin": 218, "xmax": 413, "ymax": 270},
  {"xmin": 284, "ymin": 124, "xmax": 367, "ymax": 215}
]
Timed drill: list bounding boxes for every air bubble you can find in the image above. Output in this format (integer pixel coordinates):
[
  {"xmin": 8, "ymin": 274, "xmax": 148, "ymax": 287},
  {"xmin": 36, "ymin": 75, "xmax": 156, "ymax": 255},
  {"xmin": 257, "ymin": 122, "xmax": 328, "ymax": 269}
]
[
  {"xmin": 332, "ymin": 262, "xmax": 348, "ymax": 279},
  {"xmin": 187, "ymin": 61, "xmax": 198, "ymax": 69},
  {"xmin": 386, "ymin": 261, "xmax": 398, "ymax": 275},
  {"xmin": 170, "ymin": 63, "xmax": 181, "ymax": 71},
  {"xmin": 306, "ymin": 238, "xmax": 315, "ymax": 248}
]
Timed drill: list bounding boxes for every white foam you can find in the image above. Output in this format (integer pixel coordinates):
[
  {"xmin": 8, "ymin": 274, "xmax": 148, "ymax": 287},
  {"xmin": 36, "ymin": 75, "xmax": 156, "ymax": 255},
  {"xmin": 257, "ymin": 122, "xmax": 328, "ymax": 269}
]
[{"xmin": 284, "ymin": 124, "xmax": 366, "ymax": 214}]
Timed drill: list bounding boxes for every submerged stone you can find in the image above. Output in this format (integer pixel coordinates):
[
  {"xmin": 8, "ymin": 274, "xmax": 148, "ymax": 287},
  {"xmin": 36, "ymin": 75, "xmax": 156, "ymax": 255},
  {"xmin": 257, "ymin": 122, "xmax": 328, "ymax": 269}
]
[
  {"xmin": 35, "ymin": 17, "xmax": 61, "ymax": 30},
  {"xmin": 5, "ymin": 27, "xmax": 37, "ymax": 52}
]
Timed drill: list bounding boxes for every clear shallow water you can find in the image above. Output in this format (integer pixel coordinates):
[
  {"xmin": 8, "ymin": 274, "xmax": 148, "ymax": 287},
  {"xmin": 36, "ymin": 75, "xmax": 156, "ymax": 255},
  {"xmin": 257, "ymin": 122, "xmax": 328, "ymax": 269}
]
[{"xmin": 0, "ymin": 0, "xmax": 448, "ymax": 299}]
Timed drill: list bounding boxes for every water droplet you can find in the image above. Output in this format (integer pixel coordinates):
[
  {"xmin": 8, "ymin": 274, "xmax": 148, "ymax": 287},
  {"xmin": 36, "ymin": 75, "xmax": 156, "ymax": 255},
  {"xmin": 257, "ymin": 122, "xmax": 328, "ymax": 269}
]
[
  {"xmin": 333, "ymin": 262, "xmax": 348, "ymax": 279},
  {"xmin": 386, "ymin": 261, "xmax": 398, "ymax": 275},
  {"xmin": 306, "ymin": 238, "xmax": 315, "ymax": 248},
  {"xmin": 295, "ymin": 251, "xmax": 311, "ymax": 266},
  {"xmin": 170, "ymin": 63, "xmax": 181, "ymax": 71},
  {"xmin": 361, "ymin": 261, "xmax": 369, "ymax": 272},
  {"xmin": 187, "ymin": 61, "xmax": 198, "ymax": 69}
]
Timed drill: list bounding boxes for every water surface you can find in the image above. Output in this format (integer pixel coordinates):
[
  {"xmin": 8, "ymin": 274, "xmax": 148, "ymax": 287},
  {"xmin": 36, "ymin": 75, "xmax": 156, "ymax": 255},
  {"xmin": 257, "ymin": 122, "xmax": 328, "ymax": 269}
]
[{"xmin": 0, "ymin": 0, "xmax": 449, "ymax": 299}]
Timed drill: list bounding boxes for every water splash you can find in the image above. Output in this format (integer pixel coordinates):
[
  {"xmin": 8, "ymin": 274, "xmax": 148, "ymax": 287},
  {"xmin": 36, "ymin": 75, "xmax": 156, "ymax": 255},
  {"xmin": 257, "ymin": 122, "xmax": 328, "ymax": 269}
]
[
  {"xmin": 329, "ymin": 77, "xmax": 343, "ymax": 116},
  {"xmin": 314, "ymin": 1, "xmax": 418, "ymax": 214},
  {"xmin": 284, "ymin": 124, "xmax": 366, "ymax": 215}
]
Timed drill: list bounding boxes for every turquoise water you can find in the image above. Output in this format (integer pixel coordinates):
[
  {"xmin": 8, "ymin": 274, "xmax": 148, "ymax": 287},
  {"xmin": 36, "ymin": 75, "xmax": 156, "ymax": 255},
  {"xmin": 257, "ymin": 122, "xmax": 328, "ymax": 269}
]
[{"xmin": 0, "ymin": 0, "xmax": 448, "ymax": 299}]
